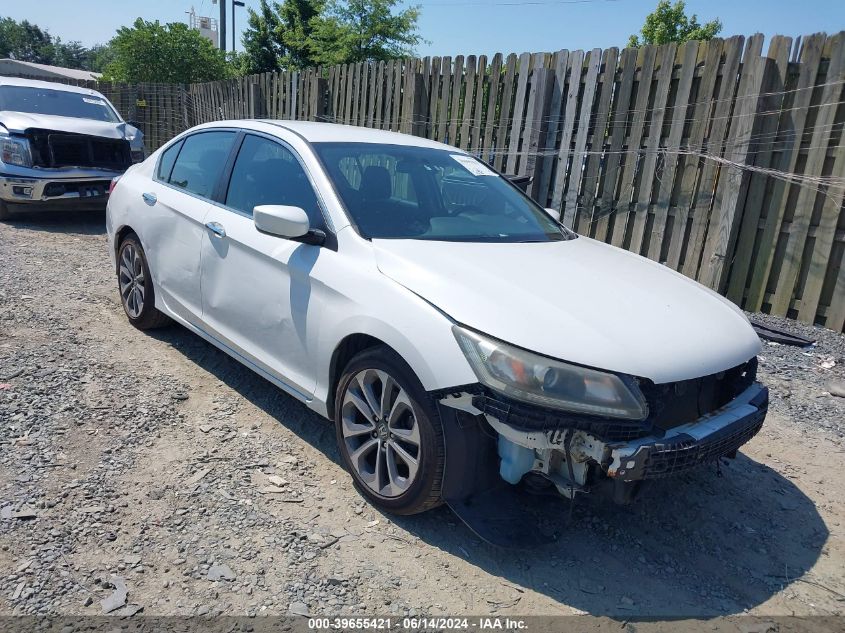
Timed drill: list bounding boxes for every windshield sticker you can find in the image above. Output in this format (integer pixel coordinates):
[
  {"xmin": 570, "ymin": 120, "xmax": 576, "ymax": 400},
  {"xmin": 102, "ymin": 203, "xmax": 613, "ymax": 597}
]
[
  {"xmin": 82, "ymin": 97, "xmax": 106, "ymax": 105},
  {"xmin": 450, "ymin": 154, "xmax": 496, "ymax": 176}
]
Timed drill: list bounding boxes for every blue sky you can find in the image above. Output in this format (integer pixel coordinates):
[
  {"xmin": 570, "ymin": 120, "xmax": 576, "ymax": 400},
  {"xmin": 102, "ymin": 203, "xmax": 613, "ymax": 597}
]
[{"xmin": 3, "ymin": 0, "xmax": 844, "ymax": 58}]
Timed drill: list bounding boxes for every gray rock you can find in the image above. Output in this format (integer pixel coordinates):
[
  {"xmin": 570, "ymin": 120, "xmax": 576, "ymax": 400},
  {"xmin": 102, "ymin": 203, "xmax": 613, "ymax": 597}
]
[
  {"xmin": 100, "ymin": 576, "xmax": 128, "ymax": 614},
  {"xmin": 828, "ymin": 379, "xmax": 845, "ymax": 398},
  {"xmin": 207, "ymin": 564, "xmax": 236, "ymax": 582},
  {"xmin": 289, "ymin": 601, "xmax": 310, "ymax": 617}
]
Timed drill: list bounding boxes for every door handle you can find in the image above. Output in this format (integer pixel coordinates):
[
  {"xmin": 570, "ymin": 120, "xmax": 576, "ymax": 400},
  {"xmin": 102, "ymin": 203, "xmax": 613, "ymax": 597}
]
[
  {"xmin": 205, "ymin": 221, "xmax": 226, "ymax": 238},
  {"xmin": 142, "ymin": 192, "xmax": 157, "ymax": 206}
]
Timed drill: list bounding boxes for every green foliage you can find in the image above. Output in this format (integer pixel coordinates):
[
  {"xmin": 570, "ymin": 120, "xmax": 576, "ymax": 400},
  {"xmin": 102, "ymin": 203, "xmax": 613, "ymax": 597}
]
[
  {"xmin": 628, "ymin": 0, "xmax": 721, "ymax": 48},
  {"xmin": 101, "ymin": 18, "xmax": 233, "ymax": 83},
  {"xmin": 239, "ymin": 0, "xmax": 422, "ymax": 72},
  {"xmin": 0, "ymin": 16, "xmax": 59, "ymax": 65},
  {"xmin": 0, "ymin": 15, "xmax": 110, "ymax": 72},
  {"xmin": 308, "ymin": 0, "xmax": 422, "ymax": 65}
]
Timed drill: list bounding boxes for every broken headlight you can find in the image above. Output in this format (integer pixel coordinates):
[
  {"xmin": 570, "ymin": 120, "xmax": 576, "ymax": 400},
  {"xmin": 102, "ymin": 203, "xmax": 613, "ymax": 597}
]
[
  {"xmin": 453, "ymin": 326, "xmax": 648, "ymax": 419},
  {"xmin": 0, "ymin": 133, "xmax": 32, "ymax": 168}
]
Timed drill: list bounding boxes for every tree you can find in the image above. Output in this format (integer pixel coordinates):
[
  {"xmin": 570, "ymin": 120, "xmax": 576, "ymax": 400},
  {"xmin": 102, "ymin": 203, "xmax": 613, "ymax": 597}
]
[
  {"xmin": 628, "ymin": 1, "xmax": 721, "ymax": 48},
  {"xmin": 308, "ymin": 0, "xmax": 422, "ymax": 65},
  {"xmin": 239, "ymin": 0, "xmax": 323, "ymax": 73},
  {"xmin": 52, "ymin": 39, "xmax": 90, "ymax": 70},
  {"xmin": 102, "ymin": 18, "xmax": 232, "ymax": 83},
  {"xmin": 0, "ymin": 17, "xmax": 55, "ymax": 64}
]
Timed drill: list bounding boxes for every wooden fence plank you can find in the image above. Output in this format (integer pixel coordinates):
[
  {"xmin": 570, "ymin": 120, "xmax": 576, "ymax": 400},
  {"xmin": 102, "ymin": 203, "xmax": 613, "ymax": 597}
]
[
  {"xmin": 646, "ymin": 41, "xmax": 698, "ymax": 261},
  {"xmin": 534, "ymin": 49, "xmax": 569, "ymax": 204},
  {"xmin": 700, "ymin": 34, "xmax": 767, "ymax": 291},
  {"xmin": 725, "ymin": 36, "xmax": 792, "ymax": 303},
  {"xmin": 447, "ymin": 55, "xmax": 464, "ymax": 145},
  {"xmin": 581, "ymin": 47, "xmax": 618, "ymax": 233},
  {"xmin": 459, "ymin": 55, "xmax": 477, "ymax": 149},
  {"xmin": 480, "ymin": 53, "xmax": 503, "ymax": 161},
  {"xmin": 611, "ymin": 45, "xmax": 657, "ymax": 247},
  {"xmin": 745, "ymin": 34, "xmax": 826, "ymax": 311},
  {"xmin": 564, "ymin": 48, "xmax": 602, "ymax": 230},
  {"xmin": 436, "ymin": 56, "xmax": 453, "ymax": 143},
  {"xmin": 681, "ymin": 36, "xmax": 746, "ymax": 278},
  {"xmin": 493, "ymin": 54, "xmax": 517, "ymax": 171},
  {"xmin": 628, "ymin": 42, "xmax": 677, "ymax": 255},
  {"xmin": 427, "ymin": 56, "xmax": 442, "ymax": 139},
  {"xmin": 772, "ymin": 32, "xmax": 845, "ymax": 315},
  {"xmin": 470, "ymin": 54, "xmax": 487, "ymax": 151},
  {"xmin": 550, "ymin": 49, "xmax": 585, "ymax": 213},
  {"xmin": 664, "ymin": 39, "xmax": 724, "ymax": 269},
  {"xmin": 594, "ymin": 46, "xmax": 637, "ymax": 243},
  {"xmin": 505, "ymin": 52, "xmax": 532, "ymax": 175}
]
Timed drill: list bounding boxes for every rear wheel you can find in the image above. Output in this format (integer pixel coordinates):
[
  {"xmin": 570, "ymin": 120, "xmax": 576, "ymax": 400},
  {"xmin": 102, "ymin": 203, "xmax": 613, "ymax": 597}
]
[
  {"xmin": 334, "ymin": 347, "xmax": 445, "ymax": 515},
  {"xmin": 117, "ymin": 234, "xmax": 170, "ymax": 330}
]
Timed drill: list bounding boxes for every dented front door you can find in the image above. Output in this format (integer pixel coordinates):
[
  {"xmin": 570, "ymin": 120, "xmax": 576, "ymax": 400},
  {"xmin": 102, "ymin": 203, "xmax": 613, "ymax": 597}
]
[{"xmin": 198, "ymin": 205, "xmax": 317, "ymax": 397}]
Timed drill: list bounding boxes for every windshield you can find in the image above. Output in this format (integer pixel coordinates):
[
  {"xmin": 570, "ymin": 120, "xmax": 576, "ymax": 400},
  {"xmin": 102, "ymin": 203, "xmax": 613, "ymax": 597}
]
[
  {"xmin": 0, "ymin": 86, "xmax": 120, "ymax": 123},
  {"xmin": 313, "ymin": 142, "xmax": 569, "ymax": 242}
]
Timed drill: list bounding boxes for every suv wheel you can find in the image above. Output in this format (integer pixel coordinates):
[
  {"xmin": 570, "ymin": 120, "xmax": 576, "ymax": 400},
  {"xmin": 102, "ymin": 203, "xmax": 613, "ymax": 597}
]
[
  {"xmin": 117, "ymin": 234, "xmax": 170, "ymax": 330},
  {"xmin": 0, "ymin": 201, "xmax": 10, "ymax": 221},
  {"xmin": 334, "ymin": 346, "xmax": 445, "ymax": 515}
]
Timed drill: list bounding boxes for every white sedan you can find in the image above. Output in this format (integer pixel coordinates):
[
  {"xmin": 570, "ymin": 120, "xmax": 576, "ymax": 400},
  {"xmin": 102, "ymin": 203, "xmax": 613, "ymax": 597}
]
[{"xmin": 106, "ymin": 121, "xmax": 767, "ymax": 540}]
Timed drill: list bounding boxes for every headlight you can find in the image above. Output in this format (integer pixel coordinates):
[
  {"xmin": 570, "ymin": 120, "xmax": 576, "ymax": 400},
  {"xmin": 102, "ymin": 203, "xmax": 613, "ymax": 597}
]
[
  {"xmin": 0, "ymin": 134, "xmax": 32, "ymax": 168},
  {"xmin": 453, "ymin": 326, "xmax": 648, "ymax": 419}
]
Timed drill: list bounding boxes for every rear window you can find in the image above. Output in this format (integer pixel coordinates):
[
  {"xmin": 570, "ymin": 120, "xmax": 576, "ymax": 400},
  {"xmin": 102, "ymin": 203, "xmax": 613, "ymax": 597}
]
[{"xmin": 0, "ymin": 86, "xmax": 120, "ymax": 123}]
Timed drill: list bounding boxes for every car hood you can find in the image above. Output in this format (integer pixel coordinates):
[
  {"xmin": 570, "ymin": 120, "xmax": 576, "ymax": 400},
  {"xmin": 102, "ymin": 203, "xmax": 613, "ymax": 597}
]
[
  {"xmin": 0, "ymin": 111, "xmax": 139, "ymax": 140},
  {"xmin": 373, "ymin": 236, "xmax": 761, "ymax": 384}
]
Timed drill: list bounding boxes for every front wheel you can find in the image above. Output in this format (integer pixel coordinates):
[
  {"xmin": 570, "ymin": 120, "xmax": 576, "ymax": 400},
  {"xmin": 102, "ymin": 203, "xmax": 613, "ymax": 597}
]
[{"xmin": 334, "ymin": 347, "xmax": 445, "ymax": 515}]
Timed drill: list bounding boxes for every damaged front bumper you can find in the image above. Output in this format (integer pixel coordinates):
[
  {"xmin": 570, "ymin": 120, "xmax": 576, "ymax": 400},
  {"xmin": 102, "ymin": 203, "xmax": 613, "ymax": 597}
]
[
  {"xmin": 440, "ymin": 381, "xmax": 768, "ymax": 500},
  {"xmin": 0, "ymin": 168, "xmax": 119, "ymax": 211}
]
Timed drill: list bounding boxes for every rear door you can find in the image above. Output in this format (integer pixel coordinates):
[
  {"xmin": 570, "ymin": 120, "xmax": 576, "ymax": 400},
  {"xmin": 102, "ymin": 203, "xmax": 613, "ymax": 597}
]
[
  {"xmin": 199, "ymin": 132, "xmax": 328, "ymax": 396},
  {"xmin": 143, "ymin": 130, "xmax": 237, "ymax": 323}
]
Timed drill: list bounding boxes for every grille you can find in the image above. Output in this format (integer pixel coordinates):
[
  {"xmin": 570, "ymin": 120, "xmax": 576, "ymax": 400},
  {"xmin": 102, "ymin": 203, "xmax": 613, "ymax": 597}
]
[
  {"xmin": 26, "ymin": 129, "xmax": 131, "ymax": 171},
  {"xmin": 639, "ymin": 406, "xmax": 766, "ymax": 479}
]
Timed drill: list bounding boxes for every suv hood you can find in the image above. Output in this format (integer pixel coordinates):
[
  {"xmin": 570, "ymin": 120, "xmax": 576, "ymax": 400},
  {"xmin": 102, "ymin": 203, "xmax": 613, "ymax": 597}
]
[
  {"xmin": 373, "ymin": 237, "xmax": 761, "ymax": 384},
  {"xmin": 0, "ymin": 111, "xmax": 138, "ymax": 140}
]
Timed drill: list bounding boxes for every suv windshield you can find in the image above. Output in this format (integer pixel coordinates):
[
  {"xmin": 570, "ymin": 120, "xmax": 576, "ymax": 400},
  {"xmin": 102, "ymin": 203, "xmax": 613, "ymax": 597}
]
[
  {"xmin": 0, "ymin": 86, "xmax": 120, "ymax": 123},
  {"xmin": 313, "ymin": 142, "xmax": 569, "ymax": 242}
]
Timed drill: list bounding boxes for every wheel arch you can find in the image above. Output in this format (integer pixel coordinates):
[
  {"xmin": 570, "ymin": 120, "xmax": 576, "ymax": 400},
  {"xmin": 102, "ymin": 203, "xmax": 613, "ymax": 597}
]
[
  {"xmin": 327, "ymin": 333, "xmax": 397, "ymax": 419},
  {"xmin": 113, "ymin": 225, "xmax": 138, "ymax": 273}
]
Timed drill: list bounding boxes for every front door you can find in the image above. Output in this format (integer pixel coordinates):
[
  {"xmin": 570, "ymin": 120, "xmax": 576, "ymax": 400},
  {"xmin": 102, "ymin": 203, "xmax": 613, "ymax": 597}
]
[{"xmin": 199, "ymin": 133, "xmax": 326, "ymax": 396}]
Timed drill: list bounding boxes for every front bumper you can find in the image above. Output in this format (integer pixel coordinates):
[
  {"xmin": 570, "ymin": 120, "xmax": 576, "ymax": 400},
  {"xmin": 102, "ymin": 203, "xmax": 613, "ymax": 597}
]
[
  {"xmin": 607, "ymin": 383, "xmax": 768, "ymax": 481},
  {"xmin": 1, "ymin": 173, "xmax": 115, "ymax": 209},
  {"xmin": 463, "ymin": 381, "xmax": 768, "ymax": 486}
]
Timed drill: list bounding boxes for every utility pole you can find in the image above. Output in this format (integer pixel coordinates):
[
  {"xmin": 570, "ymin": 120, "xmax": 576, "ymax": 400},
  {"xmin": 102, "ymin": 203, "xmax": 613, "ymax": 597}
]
[
  {"xmin": 218, "ymin": 0, "xmax": 227, "ymax": 52},
  {"xmin": 233, "ymin": 0, "xmax": 245, "ymax": 52}
]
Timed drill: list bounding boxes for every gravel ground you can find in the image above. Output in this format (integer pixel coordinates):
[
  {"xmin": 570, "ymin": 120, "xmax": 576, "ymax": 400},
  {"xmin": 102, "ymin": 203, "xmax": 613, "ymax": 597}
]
[{"xmin": 1, "ymin": 210, "xmax": 844, "ymax": 619}]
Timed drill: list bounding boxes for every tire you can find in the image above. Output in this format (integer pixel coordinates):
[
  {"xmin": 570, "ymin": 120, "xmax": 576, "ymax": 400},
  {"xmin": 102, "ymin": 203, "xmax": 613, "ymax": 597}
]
[
  {"xmin": 0, "ymin": 201, "xmax": 11, "ymax": 221},
  {"xmin": 117, "ymin": 234, "xmax": 171, "ymax": 330},
  {"xmin": 334, "ymin": 346, "xmax": 445, "ymax": 515}
]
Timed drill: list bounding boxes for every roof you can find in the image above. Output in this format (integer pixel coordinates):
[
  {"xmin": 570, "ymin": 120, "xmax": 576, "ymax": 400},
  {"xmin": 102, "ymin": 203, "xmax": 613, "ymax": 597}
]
[
  {"xmin": 0, "ymin": 59, "xmax": 101, "ymax": 82},
  {"xmin": 199, "ymin": 119, "xmax": 461, "ymax": 150},
  {"xmin": 0, "ymin": 75, "xmax": 107, "ymax": 98}
]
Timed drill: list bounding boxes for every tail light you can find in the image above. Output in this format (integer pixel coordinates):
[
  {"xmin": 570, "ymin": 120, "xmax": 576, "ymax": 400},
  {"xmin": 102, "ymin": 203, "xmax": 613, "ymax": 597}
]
[{"xmin": 108, "ymin": 177, "xmax": 121, "ymax": 195}]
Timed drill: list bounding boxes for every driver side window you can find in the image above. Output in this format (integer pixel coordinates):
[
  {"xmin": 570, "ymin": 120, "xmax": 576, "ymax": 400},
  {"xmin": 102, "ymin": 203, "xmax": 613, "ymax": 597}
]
[{"xmin": 224, "ymin": 135, "xmax": 321, "ymax": 224}]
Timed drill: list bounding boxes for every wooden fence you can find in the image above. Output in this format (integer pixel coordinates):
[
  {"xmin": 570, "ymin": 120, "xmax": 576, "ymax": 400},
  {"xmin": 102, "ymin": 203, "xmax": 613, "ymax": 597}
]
[{"xmin": 8, "ymin": 31, "xmax": 845, "ymax": 333}]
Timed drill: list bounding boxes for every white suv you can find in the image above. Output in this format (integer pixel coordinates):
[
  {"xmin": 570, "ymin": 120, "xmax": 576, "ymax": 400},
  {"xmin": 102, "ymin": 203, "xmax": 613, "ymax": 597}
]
[{"xmin": 106, "ymin": 120, "xmax": 767, "ymax": 541}]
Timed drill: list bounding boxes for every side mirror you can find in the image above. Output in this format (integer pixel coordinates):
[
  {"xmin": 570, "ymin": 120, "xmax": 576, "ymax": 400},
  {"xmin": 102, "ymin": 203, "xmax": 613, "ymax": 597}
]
[
  {"xmin": 254, "ymin": 205, "xmax": 310, "ymax": 238},
  {"xmin": 545, "ymin": 207, "xmax": 562, "ymax": 223}
]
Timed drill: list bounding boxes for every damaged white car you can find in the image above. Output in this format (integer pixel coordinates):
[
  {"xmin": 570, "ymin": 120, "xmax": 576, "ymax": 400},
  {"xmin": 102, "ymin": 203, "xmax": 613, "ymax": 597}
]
[
  {"xmin": 106, "ymin": 121, "xmax": 767, "ymax": 545},
  {"xmin": 0, "ymin": 77, "xmax": 145, "ymax": 220}
]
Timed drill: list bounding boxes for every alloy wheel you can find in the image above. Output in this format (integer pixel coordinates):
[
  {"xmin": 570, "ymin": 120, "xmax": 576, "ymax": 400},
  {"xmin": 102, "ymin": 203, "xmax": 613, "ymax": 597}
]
[
  {"xmin": 119, "ymin": 243, "xmax": 145, "ymax": 319},
  {"xmin": 341, "ymin": 368, "xmax": 422, "ymax": 498}
]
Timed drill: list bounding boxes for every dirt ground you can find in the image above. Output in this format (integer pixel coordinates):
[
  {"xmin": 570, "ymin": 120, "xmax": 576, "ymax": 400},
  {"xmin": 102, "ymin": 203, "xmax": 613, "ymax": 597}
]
[{"xmin": 1, "ymin": 210, "xmax": 844, "ymax": 620}]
